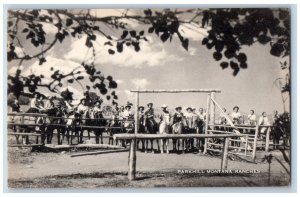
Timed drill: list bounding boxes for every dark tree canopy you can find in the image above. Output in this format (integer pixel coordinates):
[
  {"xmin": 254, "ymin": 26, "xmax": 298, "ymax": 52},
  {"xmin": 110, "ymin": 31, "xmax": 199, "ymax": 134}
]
[{"xmin": 7, "ymin": 8, "xmax": 290, "ymax": 102}]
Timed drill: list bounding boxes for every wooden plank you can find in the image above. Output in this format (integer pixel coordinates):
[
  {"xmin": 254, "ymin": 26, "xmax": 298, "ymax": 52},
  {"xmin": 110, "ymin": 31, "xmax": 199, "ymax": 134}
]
[
  {"xmin": 44, "ymin": 144, "xmax": 123, "ymax": 149},
  {"xmin": 8, "ymin": 144, "xmax": 43, "ymax": 147},
  {"xmin": 130, "ymin": 89, "xmax": 221, "ymax": 93},
  {"xmin": 70, "ymin": 149, "xmax": 128, "ymax": 157},
  {"xmin": 113, "ymin": 133, "xmax": 244, "ymax": 140},
  {"xmin": 7, "ymin": 132, "xmax": 41, "ymax": 136}
]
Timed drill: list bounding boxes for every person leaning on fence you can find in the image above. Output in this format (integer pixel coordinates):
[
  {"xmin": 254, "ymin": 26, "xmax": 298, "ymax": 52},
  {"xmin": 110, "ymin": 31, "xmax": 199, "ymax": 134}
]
[
  {"xmin": 231, "ymin": 106, "xmax": 242, "ymax": 124},
  {"xmin": 65, "ymin": 99, "xmax": 75, "ymax": 115},
  {"xmin": 123, "ymin": 104, "xmax": 134, "ymax": 134},
  {"xmin": 29, "ymin": 93, "xmax": 42, "ymax": 113},
  {"xmin": 37, "ymin": 95, "xmax": 46, "ymax": 111},
  {"xmin": 247, "ymin": 110, "xmax": 257, "ymax": 126},
  {"xmin": 11, "ymin": 98, "xmax": 21, "ymax": 113},
  {"xmin": 44, "ymin": 96, "xmax": 55, "ymax": 112},
  {"xmin": 77, "ymin": 98, "xmax": 87, "ymax": 114},
  {"xmin": 258, "ymin": 112, "xmax": 270, "ymax": 139}
]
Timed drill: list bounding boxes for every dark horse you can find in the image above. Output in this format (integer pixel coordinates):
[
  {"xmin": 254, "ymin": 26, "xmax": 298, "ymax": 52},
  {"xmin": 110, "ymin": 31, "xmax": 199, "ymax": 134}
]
[{"xmin": 88, "ymin": 109, "xmax": 107, "ymax": 144}]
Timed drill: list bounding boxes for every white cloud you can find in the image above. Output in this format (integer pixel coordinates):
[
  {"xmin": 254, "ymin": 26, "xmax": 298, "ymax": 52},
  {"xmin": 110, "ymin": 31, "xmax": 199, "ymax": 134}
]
[
  {"xmin": 64, "ymin": 34, "xmax": 182, "ymax": 68},
  {"xmin": 131, "ymin": 78, "xmax": 150, "ymax": 89},
  {"xmin": 179, "ymin": 23, "xmax": 208, "ymax": 41},
  {"xmin": 19, "ymin": 56, "xmax": 87, "ymax": 97},
  {"xmin": 123, "ymin": 89, "xmax": 135, "ymax": 102},
  {"xmin": 116, "ymin": 79, "xmax": 124, "ymax": 85}
]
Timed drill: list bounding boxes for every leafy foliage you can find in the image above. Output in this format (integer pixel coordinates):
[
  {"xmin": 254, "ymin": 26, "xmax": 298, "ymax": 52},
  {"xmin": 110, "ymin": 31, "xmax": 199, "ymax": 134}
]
[
  {"xmin": 201, "ymin": 8, "xmax": 290, "ymax": 76},
  {"xmin": 6, "ymin": 8, "xmax": 290, "ymax": 102}
]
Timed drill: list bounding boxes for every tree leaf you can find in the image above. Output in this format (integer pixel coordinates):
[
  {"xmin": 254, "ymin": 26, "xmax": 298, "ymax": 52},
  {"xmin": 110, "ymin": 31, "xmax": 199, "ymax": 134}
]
[
  {"xmin": 66, "ymin": 18, "xmax": 73, "ymax": 26},
  {"xmin": 181, "ymin": 38, "xmax": 189, "ymax": 51},
  {"xmin": 108, "ymin": 49, "xmax": 115, "ymax": 55}
]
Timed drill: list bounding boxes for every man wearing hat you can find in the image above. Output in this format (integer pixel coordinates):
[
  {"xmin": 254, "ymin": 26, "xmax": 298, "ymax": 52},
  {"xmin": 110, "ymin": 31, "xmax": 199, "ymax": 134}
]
[
  {"xmin": 138, "ymin": 106, "xmax": 145, "ymax": 132},
  {"xmin": 231, "ymin": 106, "xmax": 242, "ymax": 124},
  {"xmin": 77, "ymin": 98, "xmax": 87, "ymax": 114},
  {"xmin": 158, "ymin": 104, "xmax": 171, "ymax": 154},
  {"xmin": 123, "ymin": 103, "xmax": 134, "ymax": 133},
  {"xmin": 172, "ymin": 106, "xmax": 185, "ymax": 151},
  {"xmin": 158, "ymin": 104, "xmax": 171, "ymax": 132},
  {"xmin": 93, "ymin": 100, "xmax": 103, "ymax": 114},
  {"xmin": 143, "ymin": 102, "xmax": 157, "ymax": 134}
]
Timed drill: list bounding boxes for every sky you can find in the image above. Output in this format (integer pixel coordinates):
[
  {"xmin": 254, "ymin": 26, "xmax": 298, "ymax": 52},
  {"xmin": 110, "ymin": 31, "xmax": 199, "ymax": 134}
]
[{"xmin": 7, "ymin": 8, "xmax": 290, "ymax": 114}]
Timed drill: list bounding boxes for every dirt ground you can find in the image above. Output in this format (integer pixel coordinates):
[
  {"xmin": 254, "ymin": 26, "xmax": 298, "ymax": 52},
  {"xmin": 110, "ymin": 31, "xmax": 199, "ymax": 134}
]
[{"xmin": 6, "ymin": 146, "xmax": 290, "ymax": 188}]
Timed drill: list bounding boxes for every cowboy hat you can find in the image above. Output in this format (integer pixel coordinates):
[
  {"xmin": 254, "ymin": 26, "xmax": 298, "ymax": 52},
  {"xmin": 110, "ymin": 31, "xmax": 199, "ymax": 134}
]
[
  {"xmin": 125, "ymin": 105, "xmax": 132, "ymax": 109},
  {"xmin": 233, "ymin": 106, "xmax": 239, "ymax": 110},
  {"xmin": 147, "ymin": 102, "xmax": 153, "ymax": 107},
  {"xmin": 138, "ymin": 106, "xmax": 145, "ymax": 110},
  {"xmin": 186, "ymin": 107, "xmax": 192, "ymax": 111},
  {"xmin": 161, "ymin": 104, "xmax": 168, "ymax": 108},
  {"xmin": 175, "ymin": 106, "xmax": 182, "ymax": 110}
]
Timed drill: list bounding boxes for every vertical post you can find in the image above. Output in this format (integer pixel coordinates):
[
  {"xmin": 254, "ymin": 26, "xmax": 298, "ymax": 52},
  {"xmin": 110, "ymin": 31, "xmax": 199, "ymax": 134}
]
[
  {"xmin": 128, "ymin": 138, "xmax": 137, "ymax": 181},
  {"xmin": 265, "ymin": 127, "xmax": 270, "ymax": 152},
  {"xmin": 252, "ymin": 125, "xmax": 259, "ymax": 160},
  {"xmin": 210, "ymin": 92, "xmax": 216, "ymax": 126},
  {"xmin": 135, "ymin": 92, "xmax": 139, "ymax": 134},
  {"xmin": 221, "ymin": 137, "xmax": 229, "ymax": 171},
  {"xmin": 245, "ymin": 134, "xmax": 248, "ymax": 156},
  {"xmin": 128, "ymin": 91, "xmax": 139, "ymax": 181},
  {"xmin": 203, "ymin": 93, "xmax": 211, "ymax": 154}
]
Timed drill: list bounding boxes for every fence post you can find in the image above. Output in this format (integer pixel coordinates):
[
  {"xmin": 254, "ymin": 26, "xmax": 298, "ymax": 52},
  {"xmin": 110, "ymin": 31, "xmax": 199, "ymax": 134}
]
[
  {"xmin": 245, "ymin": 134, "xmax": 248, "ymax": 156},
  {"xmin": 203, "ymin": 93, "xmax": 211, "ymax": 154},
  {"xmin": 128, "ymin": 138, "xmax": 137, "ymax": 181},
  {"xmin": 265, "ymin": 127, "xmax": 270, "ymax": 152},
  {"xmin": 128, "ymin": 91, "xmax": 139, "ymax": 181},
  {"xmin": 210, "ymin": 92, "xmax": 215, "ymax": 126},
  {"xmin": 252, "ymin": 125, "xmax": 259, "ymax": 160},
  {"xmin": 221, "ymin": 137, "xmax": 229, "ymax": 171}
]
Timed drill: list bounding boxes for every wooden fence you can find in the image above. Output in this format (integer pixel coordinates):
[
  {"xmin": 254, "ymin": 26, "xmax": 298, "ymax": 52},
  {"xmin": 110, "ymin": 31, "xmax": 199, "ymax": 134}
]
[{"xmin": 113, "ymin": 133, "xmax": 244, "ymax": 181}]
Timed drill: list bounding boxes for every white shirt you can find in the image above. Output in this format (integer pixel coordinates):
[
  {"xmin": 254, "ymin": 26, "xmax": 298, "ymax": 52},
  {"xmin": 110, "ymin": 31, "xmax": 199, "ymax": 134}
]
[
  {"xmin": 258, "ymin": 116, "xmax": 270, "ymax": 126},
  {"xmin": 247, "ymin": 114, "xmax": 257, "ymax": 125},
  {"xmin": 30, "ymin": 98, "xmax": 39, "ymax": 109}
]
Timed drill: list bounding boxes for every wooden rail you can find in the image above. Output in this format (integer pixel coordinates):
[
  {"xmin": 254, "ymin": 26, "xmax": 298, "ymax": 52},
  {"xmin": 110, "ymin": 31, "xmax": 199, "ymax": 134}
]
[
  {"xmin": 113, "ymin": 133, "xmax": 243, "ymax": 181},
  {"xmin": 130, "ymin": 89, "xmax": 221, "ymax": 93},
  {"xmin": 7, "ymin": 113, "xmax": 134, "ymax": 121}
]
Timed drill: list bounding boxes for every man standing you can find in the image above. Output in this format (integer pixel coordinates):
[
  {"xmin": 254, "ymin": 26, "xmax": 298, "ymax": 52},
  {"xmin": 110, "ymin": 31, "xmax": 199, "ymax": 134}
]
[
  {"xmin": 144, "ymin": 102, "xmax": 157, "ymax": 134},
  {"xmin": 258, "ymin": 112, "xmax": 270, "ymax": 139},
  {"xmin": 30, "ymin": 93, "xmax": 41, "ymax": 112},
  {"xmin": 231, "ymin": 106, "xmax": 242, "ymax": 124},
  {"xmin": 247, "ymin": 110, "xmax": 257, "ymax": 126},
  {"xmin": 44, "ymin": 96, "xmax": 55, "ymax": 112},
  {"xmin": 123, "ymin": 103, "xmax": 134, "ymax": 133}
]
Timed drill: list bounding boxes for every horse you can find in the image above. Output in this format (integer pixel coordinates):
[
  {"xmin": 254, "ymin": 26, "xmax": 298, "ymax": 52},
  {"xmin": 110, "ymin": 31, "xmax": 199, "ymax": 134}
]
[
  {"xmin": 54, "ymin": 108, "xmax": 67, "ymax": 145},
  {"xmin": 89, "ymin": 109, "xmax": 107, "ymax": 144},
  {"xmin": 108, "ymin": 115, "xmax": 125, "ymax": 146},
  {"xmin": 158, "ymin": 113, "xmax": 171, "ymax": 154},
  {"xmin": 65, "ymin": 111, "xmax": 82, "ymax": 145},
  {"xmin": 44, "ymin": 108, "xmax": 60, "ymax": 144},
  {"xmin": 144, "ymin": 116, "xmax": 159, "ymax": 153},
  {"xmin": 171, "ymin": 115, "xmax": 187, "ymax": 153}
]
